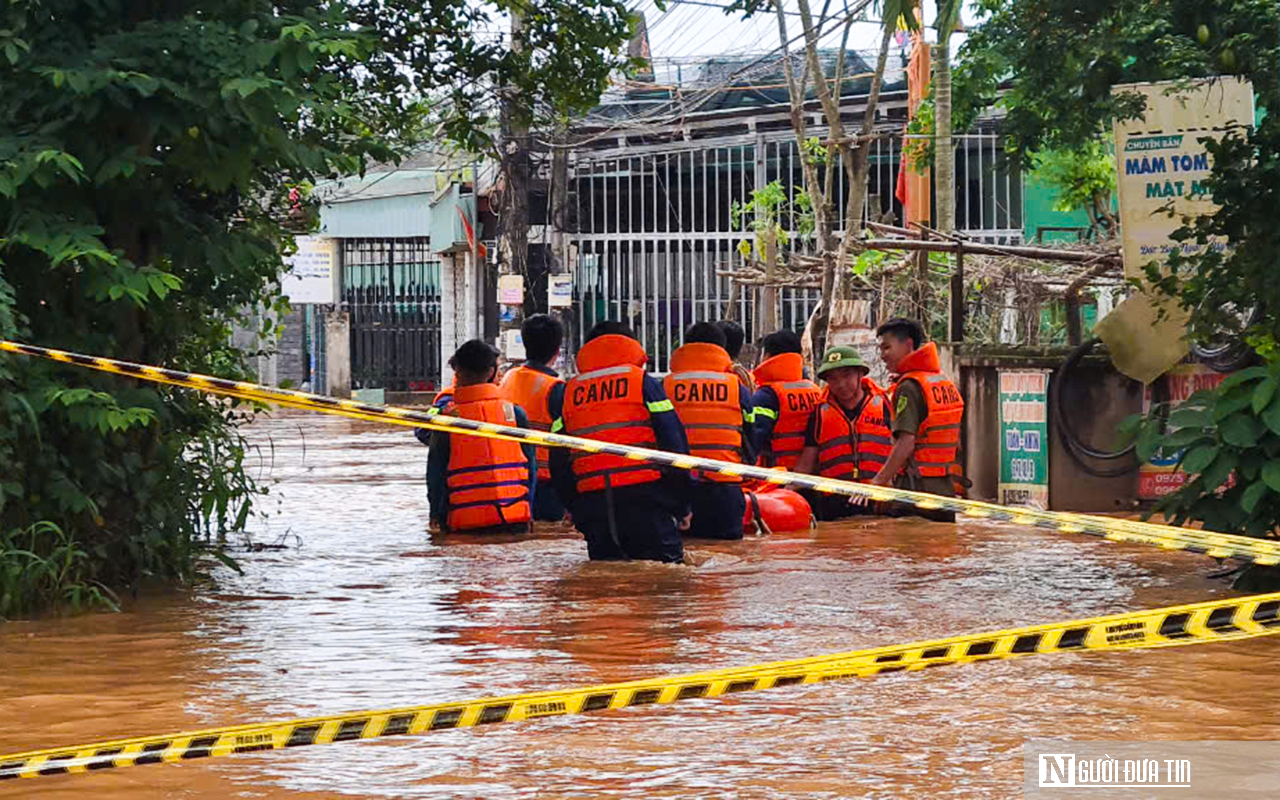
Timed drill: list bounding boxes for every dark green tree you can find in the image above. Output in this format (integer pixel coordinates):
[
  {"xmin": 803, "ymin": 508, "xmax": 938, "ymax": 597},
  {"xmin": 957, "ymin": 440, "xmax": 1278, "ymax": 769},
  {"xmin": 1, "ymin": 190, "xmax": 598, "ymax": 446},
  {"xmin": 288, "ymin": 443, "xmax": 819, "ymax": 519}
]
[
  {"xmin": 955, "ymin": 0, "xmax": 1276, "ymax": 343},
  {"xmin": 955, "ymin": 0, "xmax": 1280, "ymax": 578},
  {"xmin": 0, "ymin": 0, "xmax": 632, "ymax": 614}
]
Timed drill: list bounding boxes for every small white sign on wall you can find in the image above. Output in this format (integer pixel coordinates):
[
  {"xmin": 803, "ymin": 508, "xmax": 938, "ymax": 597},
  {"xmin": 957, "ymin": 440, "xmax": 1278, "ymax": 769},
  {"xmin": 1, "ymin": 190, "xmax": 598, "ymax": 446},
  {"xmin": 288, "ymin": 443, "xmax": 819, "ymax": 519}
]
[{"xmin": 281, "ymin": 236, "xmax": 338, "ymax": 305}]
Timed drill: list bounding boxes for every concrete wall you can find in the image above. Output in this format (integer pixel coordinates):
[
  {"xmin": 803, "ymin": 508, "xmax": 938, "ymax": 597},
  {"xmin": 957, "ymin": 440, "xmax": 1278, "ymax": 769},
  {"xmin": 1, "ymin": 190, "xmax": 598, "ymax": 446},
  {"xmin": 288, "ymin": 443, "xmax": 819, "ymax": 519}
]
[
  {"xmin": 276, "ymin": 308, "xmax": 306, "ymax": 388},
  {"xmin": 954, "ymin": 346, "xmax": 1143, "ymax": 512},
  {"xmin": 959, "ymin": 359, "xmax": 1002, "ymax": 501},
  {"xmin": 1048, "ymin": 358, "xmax": 1144, "ymax": 512},
  {"xmin": 230, "ymin": 307, "xmax": 306, "ymax": 388}
]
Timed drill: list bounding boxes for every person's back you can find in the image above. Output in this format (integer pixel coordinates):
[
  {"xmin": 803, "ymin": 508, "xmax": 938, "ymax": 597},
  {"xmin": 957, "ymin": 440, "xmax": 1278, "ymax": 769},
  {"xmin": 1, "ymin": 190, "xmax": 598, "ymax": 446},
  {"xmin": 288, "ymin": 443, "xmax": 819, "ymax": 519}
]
[
  {"xmin": 499, "ymin": 314, "xmax": 567, "ymax": 522},
  {"xmin": 551, "ymin": 321, "xmax": 691, "ymax": 562},
  {"xmin": 665, "ymin": 323, "xmax": 755, "ymax": 539},
  {"xmin": 426, "ymin": 340, "xmax": 535, "ymax": 534},
  {"xmin": 750, "ymin": 330, "xmax": 821, "ymax": 470},
  {"xmin": 716, "ymin": 319, "xmax": 755, "ymax": 393}
]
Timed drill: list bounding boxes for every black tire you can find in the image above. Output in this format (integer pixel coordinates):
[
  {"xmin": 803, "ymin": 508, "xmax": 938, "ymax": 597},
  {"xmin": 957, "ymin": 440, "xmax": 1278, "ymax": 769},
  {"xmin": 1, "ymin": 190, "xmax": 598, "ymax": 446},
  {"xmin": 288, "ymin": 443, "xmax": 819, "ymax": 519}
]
[{"xmin": 1050, "ymin": 337, "xmax": 1141, "ymax": 478}]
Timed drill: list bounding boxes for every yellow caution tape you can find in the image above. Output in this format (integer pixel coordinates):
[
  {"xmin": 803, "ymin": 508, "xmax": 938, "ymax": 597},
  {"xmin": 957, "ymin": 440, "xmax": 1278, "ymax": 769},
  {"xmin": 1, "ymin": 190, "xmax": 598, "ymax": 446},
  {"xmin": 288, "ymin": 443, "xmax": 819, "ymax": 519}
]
[
  {"xmin": 3, "ymin": 590, "xmax": 1279, "ymax": 781},
  {"xmin": 3, "ymin": 339, "xmax": 1278, "ymax": 565}
]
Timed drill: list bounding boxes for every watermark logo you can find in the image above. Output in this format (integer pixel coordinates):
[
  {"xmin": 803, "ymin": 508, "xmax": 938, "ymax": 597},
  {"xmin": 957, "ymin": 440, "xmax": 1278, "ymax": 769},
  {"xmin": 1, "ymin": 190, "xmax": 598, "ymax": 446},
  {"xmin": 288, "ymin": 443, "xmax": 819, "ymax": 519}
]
[
  {"xmin": 1038, "ymin": 754, "xmax": 1076, "ymax": 787},
  {"xmin": 1026, "ymin": 741, "xmax": 1280, "ymax": 797},
  {"xmin": 1034, "ymin": 749, "xmax": 1190, "ymax": 789}
]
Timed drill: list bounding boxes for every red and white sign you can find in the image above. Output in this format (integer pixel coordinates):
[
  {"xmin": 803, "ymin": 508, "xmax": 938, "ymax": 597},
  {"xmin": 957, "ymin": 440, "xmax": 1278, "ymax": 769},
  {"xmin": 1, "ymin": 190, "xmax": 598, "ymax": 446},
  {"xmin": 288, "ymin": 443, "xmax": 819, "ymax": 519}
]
[{"xmin": 1138, "ymin": 363, "xmax": 1229, "ymax": 499}]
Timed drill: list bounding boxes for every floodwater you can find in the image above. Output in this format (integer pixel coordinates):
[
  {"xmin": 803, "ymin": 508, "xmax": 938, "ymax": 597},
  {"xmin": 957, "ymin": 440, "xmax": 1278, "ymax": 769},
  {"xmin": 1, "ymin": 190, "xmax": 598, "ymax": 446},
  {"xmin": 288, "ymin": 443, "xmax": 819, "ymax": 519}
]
[{"xmin": 3, "ymin": 411, "xmax": 1279, "ymax": 799}]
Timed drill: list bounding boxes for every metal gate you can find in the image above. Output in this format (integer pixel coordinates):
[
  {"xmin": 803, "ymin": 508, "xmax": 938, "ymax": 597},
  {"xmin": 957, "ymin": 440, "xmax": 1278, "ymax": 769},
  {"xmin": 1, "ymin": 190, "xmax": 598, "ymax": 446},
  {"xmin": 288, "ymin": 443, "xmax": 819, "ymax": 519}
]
[
  {"xmin": 341, "ymin": 237, "xmax": 442, "ymax": 392},
  {"xmin": 567, "ymin": 132, "xmax": 1023, "ymax": 372},
  {"xmin": 569, "ymin": 145, "xmax": 824, "ymax": 374}
]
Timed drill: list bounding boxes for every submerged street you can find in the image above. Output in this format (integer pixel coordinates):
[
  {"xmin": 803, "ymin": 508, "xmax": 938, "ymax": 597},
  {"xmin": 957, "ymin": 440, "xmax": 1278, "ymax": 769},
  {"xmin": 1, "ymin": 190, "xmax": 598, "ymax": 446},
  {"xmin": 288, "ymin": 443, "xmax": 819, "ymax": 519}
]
[{"xmin": 2, "ymin": 412, "xmax": 1277, "ymax": 799}]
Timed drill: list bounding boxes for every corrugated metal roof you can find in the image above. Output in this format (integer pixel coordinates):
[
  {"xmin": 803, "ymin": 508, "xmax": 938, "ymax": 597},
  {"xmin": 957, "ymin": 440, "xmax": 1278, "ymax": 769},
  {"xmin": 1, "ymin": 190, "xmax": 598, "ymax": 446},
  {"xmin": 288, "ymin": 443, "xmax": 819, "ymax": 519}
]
[
  {"xmin": 316, "ymin": 168, "xmax": 441, "ymax": 204},
  {"xmin": 317, "ymin": 190, "xmax": 433, "ymax": 238}
]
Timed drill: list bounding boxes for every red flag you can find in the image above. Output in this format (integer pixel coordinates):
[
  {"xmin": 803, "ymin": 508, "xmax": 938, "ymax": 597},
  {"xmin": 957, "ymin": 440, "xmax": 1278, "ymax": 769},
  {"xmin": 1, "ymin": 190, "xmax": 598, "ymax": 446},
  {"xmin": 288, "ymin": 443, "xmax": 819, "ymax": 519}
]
[
  {"xmin": 458, "ymin": 206, "xmax": 488, "ymax": 259},
  {"xmin": 895, "ymin": 153, "xmax": 909, "ymax": 206}
]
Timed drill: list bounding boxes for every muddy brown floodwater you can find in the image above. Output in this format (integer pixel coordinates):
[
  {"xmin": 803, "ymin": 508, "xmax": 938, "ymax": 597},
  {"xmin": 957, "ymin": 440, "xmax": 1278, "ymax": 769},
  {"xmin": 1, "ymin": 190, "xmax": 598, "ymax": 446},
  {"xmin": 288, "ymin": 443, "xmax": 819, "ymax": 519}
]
[{"xmin": 3, "ymin": 411, "xmax": 1280, "ymax": 799}]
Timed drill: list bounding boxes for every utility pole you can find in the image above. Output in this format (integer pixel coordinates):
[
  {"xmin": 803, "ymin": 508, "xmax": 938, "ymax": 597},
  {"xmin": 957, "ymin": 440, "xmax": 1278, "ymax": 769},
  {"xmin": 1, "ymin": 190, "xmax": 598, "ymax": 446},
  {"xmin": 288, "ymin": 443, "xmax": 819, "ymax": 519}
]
[
  {"xmin": 498, "ymin": 7, "xmax": 530, "ymax": 357},
  {"xmin": 549, "ymin": 125, "xmax": 574, "ymax": 367}
]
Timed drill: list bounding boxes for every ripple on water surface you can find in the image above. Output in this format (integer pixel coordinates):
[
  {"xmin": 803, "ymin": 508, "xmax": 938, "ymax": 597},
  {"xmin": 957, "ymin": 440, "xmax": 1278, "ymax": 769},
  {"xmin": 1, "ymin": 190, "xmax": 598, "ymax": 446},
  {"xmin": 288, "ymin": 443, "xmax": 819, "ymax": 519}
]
[{"xmin": 2, "ymin": 411, "xmax": 1278, "ymax": 799}]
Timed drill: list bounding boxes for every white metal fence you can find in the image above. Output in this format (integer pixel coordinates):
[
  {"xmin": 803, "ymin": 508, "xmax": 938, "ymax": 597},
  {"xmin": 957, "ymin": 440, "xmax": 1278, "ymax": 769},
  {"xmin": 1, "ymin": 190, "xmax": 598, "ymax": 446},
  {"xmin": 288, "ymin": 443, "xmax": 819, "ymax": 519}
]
[{"xmin": 568, "ymin": 131, "xmax": 1022, "ymax": 372}]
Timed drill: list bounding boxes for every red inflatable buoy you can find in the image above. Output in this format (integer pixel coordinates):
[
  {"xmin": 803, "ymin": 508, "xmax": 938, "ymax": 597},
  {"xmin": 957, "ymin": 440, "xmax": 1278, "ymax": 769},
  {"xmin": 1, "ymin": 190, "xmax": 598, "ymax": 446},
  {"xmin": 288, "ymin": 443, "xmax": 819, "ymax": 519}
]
[{"xmin": 742, "ymin": 485, "xmax": 812, "ymax": 533}]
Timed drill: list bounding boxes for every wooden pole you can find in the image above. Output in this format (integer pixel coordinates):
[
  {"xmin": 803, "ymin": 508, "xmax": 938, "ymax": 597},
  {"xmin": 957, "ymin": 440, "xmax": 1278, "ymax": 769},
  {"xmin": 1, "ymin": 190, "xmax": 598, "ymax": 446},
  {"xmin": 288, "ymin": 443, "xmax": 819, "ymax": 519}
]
[
  {"xmin": 859, "ymin": 238, "xmax": 1122, "ymax": 264},
  {"xmin": 949, "ymin": 248, "xmax": 964, "ymax": 343},
  {"xmin": 914, "ymin": 226, "xmax": 929, "ymax": 322}
]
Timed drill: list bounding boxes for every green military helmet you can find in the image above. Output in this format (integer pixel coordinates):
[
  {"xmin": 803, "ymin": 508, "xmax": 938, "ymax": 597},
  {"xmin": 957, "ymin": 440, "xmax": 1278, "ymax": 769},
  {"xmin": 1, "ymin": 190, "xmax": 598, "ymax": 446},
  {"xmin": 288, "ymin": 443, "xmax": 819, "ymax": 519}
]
[{"xmin": 816, "ymin": 346, "xmax": 869, "ymax": 378}]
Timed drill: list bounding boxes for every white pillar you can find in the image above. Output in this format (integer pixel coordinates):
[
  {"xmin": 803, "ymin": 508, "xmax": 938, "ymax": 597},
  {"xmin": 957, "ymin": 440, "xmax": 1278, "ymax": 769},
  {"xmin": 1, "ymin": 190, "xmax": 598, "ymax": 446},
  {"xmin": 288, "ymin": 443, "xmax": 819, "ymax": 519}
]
[
  {"xmin": 439, "ymin": 251, "xmax": 484, "ymax": 387},
  {"xmin": 323, "ymin": 310, "xmax": 350, "ymax": 398}
]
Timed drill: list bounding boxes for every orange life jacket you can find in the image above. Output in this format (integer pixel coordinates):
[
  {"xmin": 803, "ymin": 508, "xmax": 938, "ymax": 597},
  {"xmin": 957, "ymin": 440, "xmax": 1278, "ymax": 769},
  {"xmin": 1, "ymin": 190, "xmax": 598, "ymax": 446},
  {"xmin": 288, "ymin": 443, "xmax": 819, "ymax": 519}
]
[
  {"xmin": 664, "ymin": 343, "xmax": 745, "ymax": 484},
  {"xmin": 752, "ymin": 352, "xmax": 820, "ymax": 470},
  {"xmin": 561, "ymin": 335, "xmax": 662, "ymax": 493},
  {"xmin": 499, "ymin": 364, "xmax": 563, "ymax": 482},
  {"xmin": 443, "ymin": 384, "xmax": 532, "ymax": 531},
  {"xmin": 812, "ymin": 380, "xmax": 894, "ymax": 482},
  {"xmin": 892, "ymin": 342, "xmax": 964, "ymax": 479}
]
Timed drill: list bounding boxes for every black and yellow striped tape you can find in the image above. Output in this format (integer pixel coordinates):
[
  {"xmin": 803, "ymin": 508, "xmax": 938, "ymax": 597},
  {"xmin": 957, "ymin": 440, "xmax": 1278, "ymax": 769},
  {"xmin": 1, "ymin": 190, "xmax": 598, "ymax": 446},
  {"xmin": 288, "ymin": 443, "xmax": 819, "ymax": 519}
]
[
  {"xmin": 2, "ymin": 339, "xmax": 1277, "ymax": 565},
  {"xmin": 3, "ymin": 590, "xmax": 1279, "ymax": 780}
]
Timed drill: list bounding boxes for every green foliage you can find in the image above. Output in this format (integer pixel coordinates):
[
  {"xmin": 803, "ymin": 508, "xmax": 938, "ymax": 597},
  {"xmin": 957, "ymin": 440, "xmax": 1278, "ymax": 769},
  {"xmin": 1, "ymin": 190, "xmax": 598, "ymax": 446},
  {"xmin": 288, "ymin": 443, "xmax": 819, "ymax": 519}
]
[
  {"xmin": 954, "ymin": 0, "xmax": 1276, "ymax": 163},
  {"xmin": 1031, "ymin": 141, "xmax": 1116, "ymax": 215},
  {"xmin": 1122, "ymin": 361, "xmax": 1280, "ymax": 546},
  {"xmin": 853, "ymin": 249, "xmax": 890, "ymax": 277},
  {"xmin": 0, "ymin": 521, "xmax": 118, "ymax": 617},
  {"xmin": 902, "ymin": 90, "xmax": 936, "ymax": 173},
  {"xmin": 959, "ymin": 0, "xmax": 1280, "ymax": 556},
  {"xmin": 0, "ymin": 0, "xmax": 632, "ymax": 614},
  {"xmin": 802, "ymin": 137, "xmax": 828, "ymax": 167},
  {"xmin": 731, "ymin": 180, "xmax": 815, "ymax": 260},
  {"xmin": 1029, "ymin": 139, "xmax": 1119, "ymax": 238},
  {"xmin": 1149, "ymin": 110, "xmax": 1280, "ymax": 346}
]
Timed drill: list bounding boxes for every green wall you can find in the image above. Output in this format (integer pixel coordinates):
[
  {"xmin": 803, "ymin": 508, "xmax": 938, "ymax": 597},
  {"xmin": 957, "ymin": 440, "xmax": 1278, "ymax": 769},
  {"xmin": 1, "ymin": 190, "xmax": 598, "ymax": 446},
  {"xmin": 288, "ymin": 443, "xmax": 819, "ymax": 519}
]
[{"xmin": 1022, "ymin": 174, "xmax": 1095, "ymax": 244}]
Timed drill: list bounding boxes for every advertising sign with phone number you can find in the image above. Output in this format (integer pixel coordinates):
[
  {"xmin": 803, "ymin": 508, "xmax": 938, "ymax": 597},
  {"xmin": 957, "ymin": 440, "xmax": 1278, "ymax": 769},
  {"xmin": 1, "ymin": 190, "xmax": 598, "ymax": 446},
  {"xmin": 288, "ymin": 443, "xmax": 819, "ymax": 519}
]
[
  {"xmin": 1140, "ymin": 363, "xmax": 1230, "ymax": 499},
  {"xmin": 999, "ymin": 370, "xmax": 1050, "ymax": 508}
]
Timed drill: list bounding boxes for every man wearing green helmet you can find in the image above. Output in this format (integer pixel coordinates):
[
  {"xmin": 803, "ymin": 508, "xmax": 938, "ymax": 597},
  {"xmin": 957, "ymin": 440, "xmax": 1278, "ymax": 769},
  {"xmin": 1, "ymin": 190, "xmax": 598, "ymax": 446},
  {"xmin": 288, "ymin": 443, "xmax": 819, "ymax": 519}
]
[{"xmin": 793, "ymin": 346, "xmax": 894, "ymax": 520}]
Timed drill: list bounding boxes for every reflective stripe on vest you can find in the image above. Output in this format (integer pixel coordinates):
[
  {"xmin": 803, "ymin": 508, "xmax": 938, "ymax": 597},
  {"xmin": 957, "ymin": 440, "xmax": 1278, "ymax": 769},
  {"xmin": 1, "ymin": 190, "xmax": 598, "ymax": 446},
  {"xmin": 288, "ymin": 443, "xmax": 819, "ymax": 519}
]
[
  {"xmin": 563, "ymin": 363, "xmax": 661, "ymax": 493},
  {"xmin": 763, "ymin": 378, "xmax": 821, "ymax": 470},
  {"xmin": 444, "ymin": 388, "xmax": 531, "ymax": 531},
  {"xmin": 665, "ymin": 368, "xmax": 744, "ymax": 484},
  {"xmin": 500, "ymin": 365, "xmax": 563, "ymax": 482},
  {"xmin": 899, "ymin": 371, "xmax": 964, "ymax": 478},
  {"xmin": 813, "ymin": 387, "xmax": 894, "ymax": 483}
]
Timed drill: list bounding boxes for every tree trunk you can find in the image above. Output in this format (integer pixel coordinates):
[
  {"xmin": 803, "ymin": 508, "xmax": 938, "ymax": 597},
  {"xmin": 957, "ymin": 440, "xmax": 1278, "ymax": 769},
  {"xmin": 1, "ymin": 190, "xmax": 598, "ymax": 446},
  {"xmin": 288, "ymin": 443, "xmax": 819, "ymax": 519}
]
[
  {"xmin": 777, "ymin": 0, "xmax": 893, "ymax": 361},
  {"xmin": 549, "ymin": 126, "xmax": 571, "ymax": 362},
  {"xmin": 934, "ymin": 41, "xmax": 954, "ymax": 235},
  {"xmin": 831, "ymin": 23, "xmax": 895, "ymax": 301},
  {"xmin": 550, "ymin": 129, "xmax": 569, "ymax": 273},
  {"xmin": 772, "ymin": 0, "xmax": 832, "ymax": 352},
  {"xmin": 760, "ymin": 230, "xmax": 779, "ymax": 337},
  {"xmin": 499, "ymin": 8, "xmax": 530, "ymax": 344}
]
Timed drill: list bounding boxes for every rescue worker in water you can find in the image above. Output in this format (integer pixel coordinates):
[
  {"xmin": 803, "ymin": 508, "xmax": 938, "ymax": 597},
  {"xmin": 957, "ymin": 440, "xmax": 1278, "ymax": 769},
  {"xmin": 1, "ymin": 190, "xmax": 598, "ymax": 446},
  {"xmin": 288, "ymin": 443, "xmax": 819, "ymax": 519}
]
[
  {"xmin": 499, "ymin": 314, "xmax": 567, "ymax": 522},
  {"xmin": 750, "ymin": 329, "xmax": 822, "ymax": 470},
  {"xmin": 793, "ymin": 347, "xmax": 893, "ymax": 521},
  {"xmin": 664, "ymin": 322, "xmax": 756, "ymax": 539},
  {"xmin": 853, "ymin": 317, "xmax": 965, "ymax": 523},
  {"xmin": 550, "ymin": 320, "xmax": 693, "ymax": 562},
  {"xmin": 715, "ymin": 319, "xmax": 755, "ymax": 393},
  {"xmin": 424, "ymin": 339, "xmax": 537, "ymax": 533}
]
